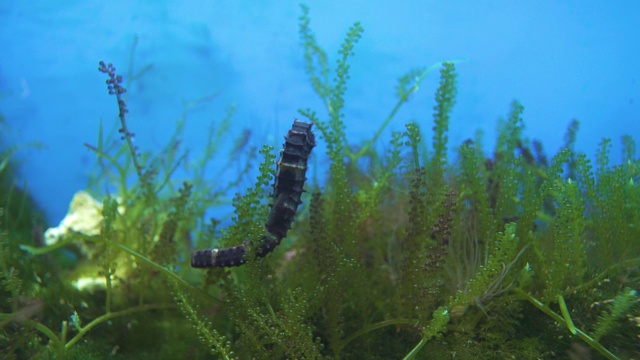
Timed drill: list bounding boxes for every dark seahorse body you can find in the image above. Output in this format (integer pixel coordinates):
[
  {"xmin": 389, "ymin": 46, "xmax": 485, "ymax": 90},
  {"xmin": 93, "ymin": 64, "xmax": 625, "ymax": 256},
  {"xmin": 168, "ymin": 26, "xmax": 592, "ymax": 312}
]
[{"xmin": 191, "ymin": 119, "xmax": 315, "ymax": 268}]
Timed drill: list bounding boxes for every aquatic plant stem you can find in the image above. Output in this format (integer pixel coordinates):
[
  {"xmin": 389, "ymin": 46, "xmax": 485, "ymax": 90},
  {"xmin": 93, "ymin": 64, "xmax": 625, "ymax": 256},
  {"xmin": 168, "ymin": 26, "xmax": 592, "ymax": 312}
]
[
  {"xmin": 99, "ymin": 62, "xmax": 145, "ymax": 184},
  {"xmin": 402, "ymin": 337, "xmax": 427, "ymax": 360},
  {"xmin": 60, "ymin": 320, "xmax": 68, "ymax": 348},
  {"xmin": 350, "ymin": 62, "xmax": 442, "ymax": 162},
  {"xmin": 558, "ymin": 295, "xmax": 577, "ymax": 335},
  {"xmin": 35, "ymin": 322, "xmax": 63, "ymax": 354},
  {"xmin": 99, "ymin": 238, "xmax": 224, "ymax": 306},
  {"xmin": 20, "ymin": 236, "xmax": 224, "ymax": 305},
  {"xmin": 35, "ymin": 305, "xmax": 173, "ymax": 356},
  {"xmin": 350, "ymin": 59, "xmax": 467, "ymax": 162},
  {"xmin": 83, "ymin": 141, "xmax": 130, "ymax": 200},
  {"xmin": 514, "ymin": 289, "xmax": 620, "ymax": 360},
  {"xmin": 105, "ymin": 268, "xmax": 113, "ymax": 314},
  {"xmin": 341, "ymin": 318, "xmax": 417, "ymax": 349},
  {"xmin": 19, "ymin": 237, "xmax": 76, "ymax": 255},
  {"xmin": 64, "ymin": 303, "xmax": 174, "ymax": 350}
]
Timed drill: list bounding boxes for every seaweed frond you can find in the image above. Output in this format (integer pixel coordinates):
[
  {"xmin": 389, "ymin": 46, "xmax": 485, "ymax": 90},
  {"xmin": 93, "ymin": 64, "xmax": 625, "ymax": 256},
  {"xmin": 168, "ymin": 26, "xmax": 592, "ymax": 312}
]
[{"xmin": 593, "ymin": 288, "xmax": 638, "ymax": 342}]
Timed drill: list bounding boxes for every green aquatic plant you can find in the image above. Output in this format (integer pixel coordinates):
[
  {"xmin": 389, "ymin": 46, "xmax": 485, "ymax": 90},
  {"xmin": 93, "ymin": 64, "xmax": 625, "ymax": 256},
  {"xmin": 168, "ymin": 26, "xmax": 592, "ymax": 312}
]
[
  {"xmin": 0, "ymin": 4, "xmax": 638, "ymax": 359},
  {"xmin": 593, "ymin": 288, "xmax": 638, "ymax": 342}
]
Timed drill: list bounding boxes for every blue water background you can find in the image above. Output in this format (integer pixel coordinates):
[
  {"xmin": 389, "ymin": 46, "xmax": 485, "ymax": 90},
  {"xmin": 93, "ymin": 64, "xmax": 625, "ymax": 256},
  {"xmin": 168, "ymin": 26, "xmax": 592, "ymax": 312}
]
[{"xmin": 1, "ymin": 1, "xmax": 638, "ymax": 225}]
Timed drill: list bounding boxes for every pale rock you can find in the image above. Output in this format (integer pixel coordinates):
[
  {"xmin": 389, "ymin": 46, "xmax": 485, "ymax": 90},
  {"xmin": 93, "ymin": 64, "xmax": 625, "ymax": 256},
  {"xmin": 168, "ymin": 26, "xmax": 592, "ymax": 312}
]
[{"xmin": 44, "ymin": 191, "xmax": 105, "ymax": 245}]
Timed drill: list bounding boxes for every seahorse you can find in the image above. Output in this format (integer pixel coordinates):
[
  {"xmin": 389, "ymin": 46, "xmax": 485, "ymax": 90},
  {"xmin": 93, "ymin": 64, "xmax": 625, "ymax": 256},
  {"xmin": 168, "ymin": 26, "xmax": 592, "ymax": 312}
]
[{"xmin": 191, "ymin": 119, "xmax": 315, "ymax": 268}]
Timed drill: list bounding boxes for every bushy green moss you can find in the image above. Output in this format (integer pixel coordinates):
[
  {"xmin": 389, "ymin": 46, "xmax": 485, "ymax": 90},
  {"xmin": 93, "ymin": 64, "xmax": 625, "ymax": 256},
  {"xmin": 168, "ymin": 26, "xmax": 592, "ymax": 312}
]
[{"xmin": 1, "ymin": 5, "xmax": 638, "ymax": 360}]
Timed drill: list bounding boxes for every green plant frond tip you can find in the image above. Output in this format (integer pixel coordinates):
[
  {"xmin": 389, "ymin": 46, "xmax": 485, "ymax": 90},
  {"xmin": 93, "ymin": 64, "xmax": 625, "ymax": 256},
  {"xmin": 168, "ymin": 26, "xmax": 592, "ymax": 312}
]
[
  {"xmin": 593, "ymin": 288, "xmax": 638, "ymax": 342},
  {"xmin": 431, "ymin": 61, "xmax": 457, "ymax": 171},
  {"xmin": 403, "ymin": 307, "xmax": 450, "ymax": 359}
]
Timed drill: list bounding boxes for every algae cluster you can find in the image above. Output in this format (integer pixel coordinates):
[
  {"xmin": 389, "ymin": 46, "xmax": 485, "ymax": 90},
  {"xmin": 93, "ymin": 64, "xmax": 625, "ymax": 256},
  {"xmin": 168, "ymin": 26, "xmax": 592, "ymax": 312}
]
[{"xmin": 1, "ymin": 5, "xmax": 639, "ymax": 359}]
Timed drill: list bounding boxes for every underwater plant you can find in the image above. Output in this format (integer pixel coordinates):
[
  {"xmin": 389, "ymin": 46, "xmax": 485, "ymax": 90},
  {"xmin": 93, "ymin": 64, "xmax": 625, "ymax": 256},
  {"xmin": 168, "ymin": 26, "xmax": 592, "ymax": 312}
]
[{"xmin": 1, "ymin": 4, "xmax": 638, "ymax": 359}]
